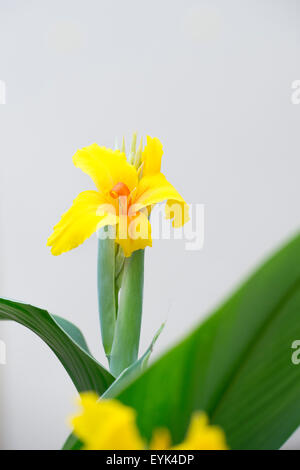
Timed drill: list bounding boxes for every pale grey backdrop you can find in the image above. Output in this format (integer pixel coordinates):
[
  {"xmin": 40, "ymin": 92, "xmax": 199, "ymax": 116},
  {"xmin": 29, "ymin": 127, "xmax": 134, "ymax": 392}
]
[{"xmin": 0, "ymin": 0, "xmax": 299, "ymax": 450}]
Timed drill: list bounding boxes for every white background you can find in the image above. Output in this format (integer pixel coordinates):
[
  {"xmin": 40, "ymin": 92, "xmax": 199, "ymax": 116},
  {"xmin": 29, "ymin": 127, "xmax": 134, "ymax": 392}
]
[{"xmin": 0, "ymin": 0, "xmax": 299, "ymax": 449}]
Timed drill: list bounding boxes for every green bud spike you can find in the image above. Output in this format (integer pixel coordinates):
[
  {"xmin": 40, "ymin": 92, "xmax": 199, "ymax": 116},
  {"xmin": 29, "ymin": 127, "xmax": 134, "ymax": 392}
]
[
  {"xmin": 97, "ymin": 228, "xmax": 117, "ymax": 360},
  {"xmin": 109, "ymin": 249, "xmax": 145, "ymax": 377},
  {"xmin": 129, "ymin": 132, "xmax": 137, "ymax": 164}
]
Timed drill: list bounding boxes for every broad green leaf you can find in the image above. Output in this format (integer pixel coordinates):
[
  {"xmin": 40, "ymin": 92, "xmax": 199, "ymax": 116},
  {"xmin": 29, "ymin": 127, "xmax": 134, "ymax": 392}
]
[
  {"xmin": 113, "ymin": 233, "xmax": 300, "ymax": 450},
  {"xmin": 0, "ymin": 298, "xmax": 114, "ymax": 395}
]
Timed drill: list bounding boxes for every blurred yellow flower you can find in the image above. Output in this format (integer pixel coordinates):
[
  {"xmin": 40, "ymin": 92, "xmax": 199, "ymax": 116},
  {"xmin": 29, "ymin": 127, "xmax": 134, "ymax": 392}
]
[
  {"xmin": 47, "ymin": 136, "xmax": 189, "ymax": 257},
  {"xmin": 70, "ymin": 393, "xmax": 144, "ymax": 450},
  {"xmin": 70, "ymin": 393, "xmax": 228, "ymax": 450}
]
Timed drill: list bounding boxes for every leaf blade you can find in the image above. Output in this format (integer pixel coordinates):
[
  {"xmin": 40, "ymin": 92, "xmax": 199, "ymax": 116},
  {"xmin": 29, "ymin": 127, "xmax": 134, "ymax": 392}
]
[
  {"xmin": 113, "ymin": 233, "xmax": 300, "ymax": 449},
  {"xmin": 0, "ymin": 298, "xmax": 114, "ymax": 395}
]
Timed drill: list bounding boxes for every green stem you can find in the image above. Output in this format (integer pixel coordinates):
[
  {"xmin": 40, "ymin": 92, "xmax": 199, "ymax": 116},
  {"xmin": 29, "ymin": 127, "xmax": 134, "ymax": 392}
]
[
  {"xmin": 97, "ymin": 228, "xmax": 116, "ymax": 360},
  {"xmin": 109, "ymin": 249, "xmax": 145, "ymax": 377}
]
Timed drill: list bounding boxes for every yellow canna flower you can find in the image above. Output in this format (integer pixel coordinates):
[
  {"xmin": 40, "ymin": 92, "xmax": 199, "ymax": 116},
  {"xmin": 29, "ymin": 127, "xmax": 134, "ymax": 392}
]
[
  {"xmin": 70, "ymin": 393, "xmax": 228, "ymax": 450},
  {"xmin": 47, "ymin": 136, "xmax": 189, "ymax": 257},
  {"xmin": 171, "ymin": 412, "xmax": 229, "ymax": 450},
  {"xmin": 70, "ymin": 393, "xmax": 145, "ymax": 450}
]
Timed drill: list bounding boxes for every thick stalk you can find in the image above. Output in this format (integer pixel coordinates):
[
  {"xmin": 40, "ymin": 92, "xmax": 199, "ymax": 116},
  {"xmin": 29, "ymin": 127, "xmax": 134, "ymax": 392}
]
[
  {"xmin": 109, "ymin": 249, "xmax": 145, "ymax": 377},
  {"xmin": 97, "ymin": 228, "xmax": 116, "ymax": 360}
]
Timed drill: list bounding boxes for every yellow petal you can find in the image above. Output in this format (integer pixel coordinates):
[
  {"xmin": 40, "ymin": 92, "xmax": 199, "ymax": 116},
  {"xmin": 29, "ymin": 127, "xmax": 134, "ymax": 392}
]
[
  {"xmin": 73, "ymin": 144, "xmax": 138, "ymax": 194},
  {"xmin": 70, "ymin": 393, "xmax": 145, "ymax": 450},
  {"xmin": 116, "ymin": 211, "xmax": 152, "ymax": 257},
  {"xmin": 173, "ymin": 412, "xmax": 228, "ymax": 450},
  {"xmin": 69, "ymin": 392, "xmax": 102, "ymax": 445},
  {"xmin": 165, "ymin": 200, "xmax": 190, "ymax": 229},
  {"xmin": 47, "ymin": 190, "xmax": 117, "ymax": 256},
  {"xmin": 142, "ymin": 136, "xmax": 163, "ymax": 176},
  {"xmin": 150, "ymin": 428, "xmax": 172, "ymax": 450},
  {"xmin": 134, "ymin": 173, "xmax": 190, "ymax": 228}
]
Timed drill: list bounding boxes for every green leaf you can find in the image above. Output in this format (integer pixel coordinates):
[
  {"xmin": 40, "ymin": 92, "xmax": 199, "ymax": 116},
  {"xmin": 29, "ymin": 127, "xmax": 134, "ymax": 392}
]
[
  {"xmin": 0, "ymin": 298, "xmax": 114, "ymax": 395},
  {"xmin": 53, "ymin": 315, "xmax": 91, "ymax": 354},
  {"xmin": 112, "ymin": 233, "xmax": 300, "ymax": 450},
  {"xmin": 62, "ymin": 433, "xmax": 83, "ymax": 451}
]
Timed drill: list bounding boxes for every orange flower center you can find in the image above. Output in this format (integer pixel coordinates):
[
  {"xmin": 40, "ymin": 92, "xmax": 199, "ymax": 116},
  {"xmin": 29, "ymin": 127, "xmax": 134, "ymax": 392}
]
[{"xmin": 110, "ymin": 182, "xmax": 130, "ymax": 199}]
